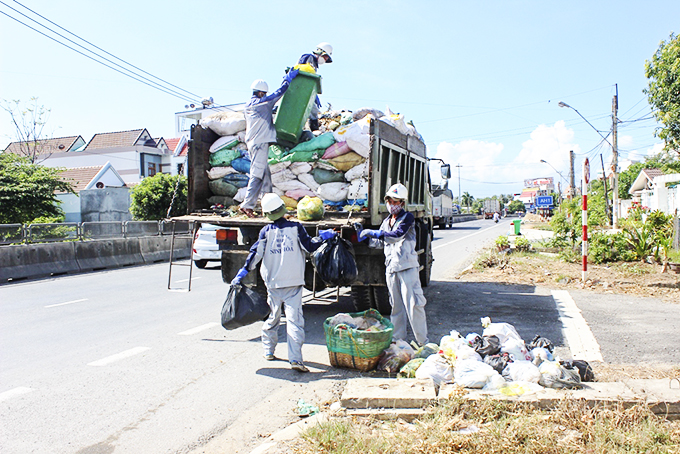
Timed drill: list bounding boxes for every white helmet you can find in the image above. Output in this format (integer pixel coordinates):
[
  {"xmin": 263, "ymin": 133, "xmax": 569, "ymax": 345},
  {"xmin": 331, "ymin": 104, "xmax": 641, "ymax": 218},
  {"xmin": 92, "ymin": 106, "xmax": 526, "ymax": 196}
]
[
  {"xmin": 261, "ymin": 193, "xmax": 284, "ymax": 213},
  {"xmin": 385, "ymin": 183, "xmax": 408, "ymax": 201},
  {"xmin": 250, "ymin": 79, "xmax": 268, "ymax": 92},
  {"xmin": 315, "ymin": 42, "xmax": 333, "ymax": 63}
]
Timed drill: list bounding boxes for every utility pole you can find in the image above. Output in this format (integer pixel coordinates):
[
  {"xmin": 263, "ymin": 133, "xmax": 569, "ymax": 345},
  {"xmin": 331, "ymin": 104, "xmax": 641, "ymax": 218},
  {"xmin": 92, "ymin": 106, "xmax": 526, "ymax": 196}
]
[
  {"xmin": 612, "ymin": 84, "xmax": 619, "ymax": 228},
  {"xmin": 600, "ymin": 153, "xmax": 611, "ymax": 224},
  {"xmin": 569, "ymin": 150, "xmax": 575, "ymax": 199},
  {"xmin": 456, "ymin": 164, "xmax": 462, "ymax": 205}
]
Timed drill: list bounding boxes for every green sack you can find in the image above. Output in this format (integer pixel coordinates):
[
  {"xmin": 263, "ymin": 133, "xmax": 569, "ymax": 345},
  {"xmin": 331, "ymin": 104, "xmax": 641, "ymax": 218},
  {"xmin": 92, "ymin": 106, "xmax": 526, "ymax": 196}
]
[
  {"xmin": 269, "ymin": 150, "xmax": 322, "ymax": 165},
  {"xmin": 312, "ymin": 167, "xmax": 345, "ymax": 184},
  {"xmin": 210, "ymin": 148, "xmax": 241, "ymax": 167},
  {"xmin": 207, "ymin": 195, "xmax": 235, "ymax": 207},
  {"xmin": 269, "ymin": 144, "xmax": 290, "ymax": 161},
  {"xmin": 208, "ymin": 179, "xmax": 238, "ymax": 198},
  {"xmin": 397, "ymin": 358, "xmax": 426, "ymax": 378},
  {"xmin": 296, "ymin": 196, "xmax": 325, "ymax": 221},
  {"xmin": 289, "ymin": 133, "xmax": 335, "ymax": 154}
]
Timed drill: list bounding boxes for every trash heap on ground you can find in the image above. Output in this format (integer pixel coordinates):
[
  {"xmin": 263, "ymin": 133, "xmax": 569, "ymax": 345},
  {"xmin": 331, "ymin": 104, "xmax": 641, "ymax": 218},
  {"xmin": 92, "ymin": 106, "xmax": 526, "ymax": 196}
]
[
  {"xmin": 199, "ymin": 105, "xmax": 422, "ymax": 217},
  {"xmin": 325, "ymin": 312, "xmax": 595, "ymax": 394}
]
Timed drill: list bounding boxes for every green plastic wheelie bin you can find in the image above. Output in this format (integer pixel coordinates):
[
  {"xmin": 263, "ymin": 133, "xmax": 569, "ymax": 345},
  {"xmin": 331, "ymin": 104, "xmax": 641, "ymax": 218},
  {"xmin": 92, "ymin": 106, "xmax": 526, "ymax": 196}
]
[
  {"xmin": 513, "ymin": 219, "xmax": 521, "ymax": 235},
  {"xmin": 274, "ymin": 71, "xmax": 322, "ymax": 145}
]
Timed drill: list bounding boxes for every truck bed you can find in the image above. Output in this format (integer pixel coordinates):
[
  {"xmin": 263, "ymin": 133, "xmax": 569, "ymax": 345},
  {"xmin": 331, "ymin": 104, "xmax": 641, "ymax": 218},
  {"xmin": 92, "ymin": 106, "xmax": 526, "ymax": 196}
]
[{"xmin": 173, "ymin": 210, "xmax": 369, "ymax": 229}]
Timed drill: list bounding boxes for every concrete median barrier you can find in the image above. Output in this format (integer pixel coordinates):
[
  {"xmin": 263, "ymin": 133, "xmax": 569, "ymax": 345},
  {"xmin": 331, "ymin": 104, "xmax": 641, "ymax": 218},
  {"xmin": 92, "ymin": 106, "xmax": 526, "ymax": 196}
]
[
  {"xmin": 0, "ymin": 242, "xmax": 80, "ymax": 282},
  {"xmin": 139, "ymin": 236, "xmax": 191, "ymax": 263},
  {"xmin": 75, "ymin": 238, "xmax": 144, "ymax": 271}
]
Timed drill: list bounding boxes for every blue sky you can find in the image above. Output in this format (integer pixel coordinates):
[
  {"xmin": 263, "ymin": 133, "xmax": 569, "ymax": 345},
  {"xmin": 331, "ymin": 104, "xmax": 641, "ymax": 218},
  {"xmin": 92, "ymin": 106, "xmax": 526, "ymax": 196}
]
[{"xmin": 1, "ymin": 1, "xmax": 678, "ymax": 198}]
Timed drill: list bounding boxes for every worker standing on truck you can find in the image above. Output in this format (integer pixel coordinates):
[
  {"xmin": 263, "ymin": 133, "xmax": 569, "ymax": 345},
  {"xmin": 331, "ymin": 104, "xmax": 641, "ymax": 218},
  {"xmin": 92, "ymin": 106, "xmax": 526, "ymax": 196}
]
[
  {"xmin": 231, "ymin": 193, "xmax": 336, "ymax": 372},
  {"xmin": 354, "ymin": 183, "xmax": 429, "ymax": 347},
  {"xmin": 297, "ymin": 42, "xmax": 333, "ymax": 131},
  {"xmin": 239, "ymin": 70, "xmax": 299, "ymax": 218}
]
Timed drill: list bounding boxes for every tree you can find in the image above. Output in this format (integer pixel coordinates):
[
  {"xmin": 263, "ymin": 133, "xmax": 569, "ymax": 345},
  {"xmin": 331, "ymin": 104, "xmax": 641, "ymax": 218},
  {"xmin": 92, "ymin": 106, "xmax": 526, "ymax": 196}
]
[
  {"xmin": 1, "ymin": 98, "xmax": 53, "ymax": 163},
  {"xmin": 461, "ymin": 192, "xmax": 474, "ymax": 212},
  {"xmin": 618, "ymin": 151, "xmax": 680, "ymax": 199},
  {"xmin": 507, "ymin": 200, "xmax": 525, "ymax": 213},
  {"xmin": 0, "ymin": 153, "xmax": 73, "ymax": 224},
  {"xmin": 644, "ymin": 33, "xmax": 680, "ymax": 154},
  {"xmin": 130, "ymin": 173, "xmax": 187, "ymax": 220}
]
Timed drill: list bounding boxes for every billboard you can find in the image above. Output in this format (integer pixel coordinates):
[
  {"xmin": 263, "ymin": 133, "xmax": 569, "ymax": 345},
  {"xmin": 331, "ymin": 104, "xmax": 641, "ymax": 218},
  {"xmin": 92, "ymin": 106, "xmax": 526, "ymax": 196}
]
[{"xmin": 524, "ymin": 177, "xmax": 554, "ymax": 187}]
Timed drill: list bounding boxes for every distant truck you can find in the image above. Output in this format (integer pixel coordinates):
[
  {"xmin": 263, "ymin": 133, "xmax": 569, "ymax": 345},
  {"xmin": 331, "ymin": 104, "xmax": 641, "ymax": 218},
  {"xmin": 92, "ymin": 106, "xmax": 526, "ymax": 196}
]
[
  {"xmin": 483, "ymin": 199, "xmax": 501, "ymax": 219},
  {"xmin": 432, "ymin": 188, "xmax": 454, "ymax": 229}
]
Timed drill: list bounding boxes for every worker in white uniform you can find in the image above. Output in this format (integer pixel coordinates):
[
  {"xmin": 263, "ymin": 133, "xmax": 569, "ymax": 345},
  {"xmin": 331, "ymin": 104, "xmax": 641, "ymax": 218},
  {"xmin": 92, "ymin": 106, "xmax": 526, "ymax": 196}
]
[
  {"xmin": 239, "ymin": 69, "xmax": 299, "ymax": 218},
  {"xmin": 231, "ymin": 193, "xmax": 336, "ymax": 372},
  {"xmin": 296, "ymin": 42, "xmax": 333, "ymax": 131},
  {"xmin": 354, "ymin": 183, "xmax": 429, "ymax": 346}
]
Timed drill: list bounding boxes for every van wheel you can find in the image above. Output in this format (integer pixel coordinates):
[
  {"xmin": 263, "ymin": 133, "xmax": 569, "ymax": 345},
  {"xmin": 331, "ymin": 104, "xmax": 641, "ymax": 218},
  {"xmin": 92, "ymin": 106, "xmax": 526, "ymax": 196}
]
[{"xmin": 194, "ymin": 259, "xmax": 208, "ymax": 269}]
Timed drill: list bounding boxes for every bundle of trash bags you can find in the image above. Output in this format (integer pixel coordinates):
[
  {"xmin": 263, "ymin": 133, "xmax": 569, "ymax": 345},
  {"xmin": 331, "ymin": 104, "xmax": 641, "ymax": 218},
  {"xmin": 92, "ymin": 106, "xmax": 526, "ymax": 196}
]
[
  {"xmin": 201, "ymin": 106, "xmax": 421, "ymax": 214},
  {"xmin": 376, "ymin": 316, "xmax": 595, "ymax": 394}
]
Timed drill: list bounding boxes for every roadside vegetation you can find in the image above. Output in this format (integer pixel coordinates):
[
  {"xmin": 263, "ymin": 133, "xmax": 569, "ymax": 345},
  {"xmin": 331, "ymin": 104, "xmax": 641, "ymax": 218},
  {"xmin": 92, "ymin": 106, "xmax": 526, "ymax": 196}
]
[{"xmin": 294, "ymin": 397, "xmax": 680, "ymax": 453}]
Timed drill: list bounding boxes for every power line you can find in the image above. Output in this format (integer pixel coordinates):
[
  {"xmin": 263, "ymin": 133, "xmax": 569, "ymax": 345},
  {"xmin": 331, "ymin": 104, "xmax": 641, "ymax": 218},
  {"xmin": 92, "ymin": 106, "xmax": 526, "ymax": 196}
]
[
  {"xmin": 0, "ymin": 2, "xmax": 202, "ymax": 104},
  {"xmin": 10, "ymin": 0, "xmax": 202, "ymax": 102}
]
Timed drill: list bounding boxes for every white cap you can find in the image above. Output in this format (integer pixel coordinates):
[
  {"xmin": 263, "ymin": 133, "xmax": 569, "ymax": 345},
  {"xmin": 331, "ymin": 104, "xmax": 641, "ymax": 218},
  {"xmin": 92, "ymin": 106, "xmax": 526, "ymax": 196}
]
[
  {"xmin": 385, "ymin": 183, "xmax": 408, "ymax": 201},
  {"xmin": 261, "ymin": 193, "xmax": 284, "ymax": 213}
]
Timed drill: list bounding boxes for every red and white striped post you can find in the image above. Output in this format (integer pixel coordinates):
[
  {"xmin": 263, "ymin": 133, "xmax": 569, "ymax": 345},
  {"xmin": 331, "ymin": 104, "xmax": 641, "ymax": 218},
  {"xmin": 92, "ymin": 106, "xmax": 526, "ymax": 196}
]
[{"xmin": 582, "ymin": 158, "xmax": 590, "ymax": 283}]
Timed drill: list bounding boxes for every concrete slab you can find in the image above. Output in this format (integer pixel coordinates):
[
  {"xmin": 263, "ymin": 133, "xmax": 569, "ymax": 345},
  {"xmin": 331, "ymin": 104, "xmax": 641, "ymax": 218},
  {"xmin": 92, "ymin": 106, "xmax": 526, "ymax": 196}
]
[
  {"xmin": 341, "ymin": 378, "xmax": 436, "ymax": 409},
  {"xmin": 624, "ymin": 378, "xmax": 680, "ymax": 417},
  {"xmin": 344, "ymin": 408, "xmax": 428, "ymax": 421}
]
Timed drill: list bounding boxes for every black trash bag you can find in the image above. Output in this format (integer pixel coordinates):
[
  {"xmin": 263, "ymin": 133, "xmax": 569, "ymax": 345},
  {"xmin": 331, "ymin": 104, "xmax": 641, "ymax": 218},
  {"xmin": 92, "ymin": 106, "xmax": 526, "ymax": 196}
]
[
  {"xmin": 528, "ymin": 334, "xmax": 554, "ymax": 353},
  {"xmin": 484, "ymin": 352, "xmax": 511, "ymax": 374},
  {"xmin": 221, "ymin": 284, "xmax": 270, "ymax": 330},
  {"xmin": 473, "ymin": 335, "xmax": 501, "ymax": 357},
  {"xmin": 560, "ymin": 359, "xmax": 595, "ymax": 382},
  {"xmin": 311, "ymin": 236, "xmax": 358, "ymax": 287}
]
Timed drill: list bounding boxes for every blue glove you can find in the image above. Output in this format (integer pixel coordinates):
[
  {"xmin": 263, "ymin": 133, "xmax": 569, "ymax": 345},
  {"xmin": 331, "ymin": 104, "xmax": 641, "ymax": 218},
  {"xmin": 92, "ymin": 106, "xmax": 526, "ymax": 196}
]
[
  {"xmin": 315, "ymin": 95, "xmax": 321, "ymax": 108},
  {"xmin": 319, "ymin": 229, "xmax": 336, "ymax": 241},
  {"xmin": 285, "ymin": 68, "xmax": 299, "ymax": 84},
  {"xmin": 230, "ymin": 268, "xmax": 248, "ymax": 286},
  {"xmin": 353, "ymin": 222, "xmax": 363, "ymax": 235},
  {"xmin": 359, "ymin": 229, "xmax": 382, "ymax": 242}
]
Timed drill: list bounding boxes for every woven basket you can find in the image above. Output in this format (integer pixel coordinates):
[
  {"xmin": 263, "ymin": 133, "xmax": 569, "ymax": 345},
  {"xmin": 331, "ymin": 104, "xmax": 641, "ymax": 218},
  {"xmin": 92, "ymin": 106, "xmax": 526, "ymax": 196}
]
[{"xmin": 324, "ymin": 309, "xmax": 393, "ymax": 372}]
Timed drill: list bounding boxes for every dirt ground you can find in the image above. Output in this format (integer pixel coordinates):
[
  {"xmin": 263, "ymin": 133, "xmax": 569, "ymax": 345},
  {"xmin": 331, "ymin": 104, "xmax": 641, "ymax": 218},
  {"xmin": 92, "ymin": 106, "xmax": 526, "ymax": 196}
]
[{"xmin": 461, "ymin": 223, "xmax": 680, "ymax": 304}]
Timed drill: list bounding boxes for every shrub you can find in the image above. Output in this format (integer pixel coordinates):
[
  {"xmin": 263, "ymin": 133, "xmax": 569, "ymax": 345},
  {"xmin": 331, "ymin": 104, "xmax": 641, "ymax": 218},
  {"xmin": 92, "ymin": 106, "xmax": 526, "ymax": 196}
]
[
  {"xmin": 589, "ymin": 231, "xmax": 636, "ymax": 264},
  {"xmin": 495, "ymin": 235, "xmax": 509, "ymax": 250},
  {"xmin": 130, "ymin": 173, "xmax": 187, "ymax": 220},
  {"xmin": 515, "ymin": 236, "xmax": 530, "ymax": 252}
]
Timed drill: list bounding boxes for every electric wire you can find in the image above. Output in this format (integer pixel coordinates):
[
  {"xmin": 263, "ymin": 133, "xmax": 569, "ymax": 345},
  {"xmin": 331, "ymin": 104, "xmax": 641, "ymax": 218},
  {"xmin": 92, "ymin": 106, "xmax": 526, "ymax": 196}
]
[
  {"xmin": 0, "ymin": 3, "xmax": 202, "ymax": 104},
  {"xmin": 10, "ymin": 0, "xmax": 203, "ymax": 102}
]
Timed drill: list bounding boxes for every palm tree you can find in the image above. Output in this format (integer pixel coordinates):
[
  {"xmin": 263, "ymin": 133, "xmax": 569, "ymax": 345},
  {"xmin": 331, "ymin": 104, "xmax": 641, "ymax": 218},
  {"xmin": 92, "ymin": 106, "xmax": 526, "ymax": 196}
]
[{"xmin": 461, "ymin": 192, "xmax": 474, "ymax": 212}]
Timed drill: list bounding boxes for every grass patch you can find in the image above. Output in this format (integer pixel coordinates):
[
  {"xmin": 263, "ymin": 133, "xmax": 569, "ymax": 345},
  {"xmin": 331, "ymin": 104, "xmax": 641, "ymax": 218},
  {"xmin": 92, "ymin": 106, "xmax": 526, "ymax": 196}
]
[{"xmin": 296, "ymin": 398, "xmax": 680, "ymax": 453}]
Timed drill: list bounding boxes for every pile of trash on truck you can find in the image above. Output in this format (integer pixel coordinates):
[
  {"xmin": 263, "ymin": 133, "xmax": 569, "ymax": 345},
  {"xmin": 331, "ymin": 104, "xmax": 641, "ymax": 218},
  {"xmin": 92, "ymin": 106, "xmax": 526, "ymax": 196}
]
[
  {"xmin": 199, "ymin": 105, "xmax": 422, "ymax": 218},
  {"xmin": 325, "ymin": 312, "xmax": 595, "ymax": 394}
]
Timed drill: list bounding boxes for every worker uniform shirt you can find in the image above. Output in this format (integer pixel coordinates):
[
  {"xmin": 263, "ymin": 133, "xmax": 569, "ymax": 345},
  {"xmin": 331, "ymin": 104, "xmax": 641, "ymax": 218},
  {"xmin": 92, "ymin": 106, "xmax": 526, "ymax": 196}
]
[
  {"xmin": 298, "ymin": 53, "xmax": 319, "ymax": 70},
  {"xmin": 376, "ymin": 210, "xmax": 420, "ymax": 274},
  {"xmin": 243, "ymin": 218, "xmax": 323, "ymax": 289},
  {"xmin": 244, "ymin": 80, "xmax": 291, "ymax": 149}
]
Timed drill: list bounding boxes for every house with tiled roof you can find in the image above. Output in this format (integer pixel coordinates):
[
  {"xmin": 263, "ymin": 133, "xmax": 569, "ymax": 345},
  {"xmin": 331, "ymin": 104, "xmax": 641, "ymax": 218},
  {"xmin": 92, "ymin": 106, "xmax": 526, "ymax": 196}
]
[
  {"xmin": 628, "ymin": 168, "xmax": 680, "ymax": 215},
  {"xmin": 40, "ymin": 128, "xmax": 171, "ymax": 184},
  {"xmin": 56, "ymin": 162, "xmax": 127, "ymax": 222},
  {"xmin": 4, "ymin": 135, "xmax": 86, "ymax": 161},
  {"xmin": 164, "ymin": 136, "xmax": 188, "ymax": 176}
]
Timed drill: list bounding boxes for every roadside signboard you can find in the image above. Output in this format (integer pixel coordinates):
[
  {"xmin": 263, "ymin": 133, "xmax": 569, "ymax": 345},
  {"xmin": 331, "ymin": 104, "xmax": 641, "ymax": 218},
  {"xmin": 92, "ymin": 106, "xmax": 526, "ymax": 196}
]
[{"xmin": 536, "ymin": 196, "xmax": 553, "ymax": 207}]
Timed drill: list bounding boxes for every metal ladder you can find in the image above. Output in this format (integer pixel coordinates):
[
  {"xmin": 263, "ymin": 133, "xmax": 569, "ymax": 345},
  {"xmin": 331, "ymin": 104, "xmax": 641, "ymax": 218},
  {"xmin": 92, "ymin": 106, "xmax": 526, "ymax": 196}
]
[{"xmin": 167, "ymin": 220, "xmax": 197, "ymax": 292}]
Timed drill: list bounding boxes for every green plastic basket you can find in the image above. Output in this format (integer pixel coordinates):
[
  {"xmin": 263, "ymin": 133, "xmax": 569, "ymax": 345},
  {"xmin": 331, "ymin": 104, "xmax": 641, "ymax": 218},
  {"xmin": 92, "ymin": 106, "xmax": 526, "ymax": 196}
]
[{"xmin": 324, "ymin": 309, "xmax": 393, "ymax": 371}]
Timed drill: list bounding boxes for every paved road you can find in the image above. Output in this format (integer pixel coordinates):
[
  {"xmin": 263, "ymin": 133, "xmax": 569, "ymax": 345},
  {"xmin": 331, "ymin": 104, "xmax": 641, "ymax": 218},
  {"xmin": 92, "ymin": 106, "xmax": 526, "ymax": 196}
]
[{"xmin": 1, "ymin": 217, "xmax": 678, "ymax": 453}]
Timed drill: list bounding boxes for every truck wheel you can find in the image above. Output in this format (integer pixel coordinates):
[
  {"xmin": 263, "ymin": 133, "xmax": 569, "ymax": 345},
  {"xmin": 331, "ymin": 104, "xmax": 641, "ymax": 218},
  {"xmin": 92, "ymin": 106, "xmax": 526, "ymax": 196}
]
[
  {"xmin": 372, "ymin": 286, "xmax": 391, "ymax": 316},
  {"xmin": 194, "ymin": 259, "xmax": 208, "ymax": 269},
  {"xmin": 351, "ymin": 285, "xmax": 373, "ymax": 312},
  {"xmin": 419, "ymin": 233, "xmax": 433, "ymax": 287}
]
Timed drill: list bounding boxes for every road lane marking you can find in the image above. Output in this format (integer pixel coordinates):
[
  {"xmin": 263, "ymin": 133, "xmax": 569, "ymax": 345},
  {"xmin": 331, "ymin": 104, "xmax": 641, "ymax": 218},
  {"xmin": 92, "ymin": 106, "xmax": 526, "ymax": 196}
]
[
  {"xmin": 175, "ymin": 277, "xmax": 201, "ymax": 283},
  {"xmin": 87, "ymin": 347, "xmax": 151, "ymax": 367},
  {"xmin": 433, "ymin": 223, "xmax": 506, "ymax": 251},
  {"xmin": 0, "ymin": 387, "xmax": 33, "ymax": 403},
  {"xmin": 551, "ymin": 290, "xmax": 603, "ymax": 362},
  {"xmin": 178, "ymin": 322, "xmax": 219, "ymax": 335},
  {"xmin": 45, "ymin": 298, "xmax": 88, "ymax": 308}
]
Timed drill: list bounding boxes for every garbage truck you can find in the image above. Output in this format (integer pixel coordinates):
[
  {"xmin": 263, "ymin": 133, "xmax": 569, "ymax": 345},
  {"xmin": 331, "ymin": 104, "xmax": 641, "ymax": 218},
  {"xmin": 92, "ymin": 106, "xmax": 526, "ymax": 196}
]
[
  {"xmin": 172, "ymin": 71, "xmax": 450, "ymax": 314},
  {"xmin": 483, "ymin": 199, "xmax": 501, "ymax": 219}
]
